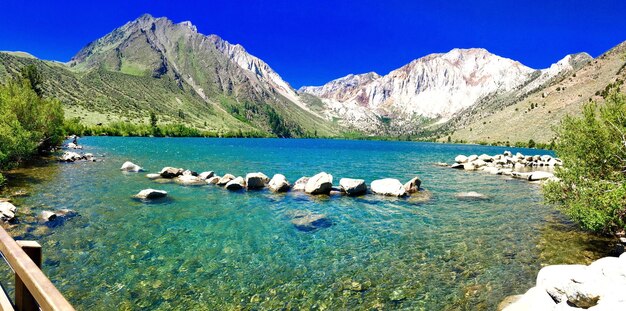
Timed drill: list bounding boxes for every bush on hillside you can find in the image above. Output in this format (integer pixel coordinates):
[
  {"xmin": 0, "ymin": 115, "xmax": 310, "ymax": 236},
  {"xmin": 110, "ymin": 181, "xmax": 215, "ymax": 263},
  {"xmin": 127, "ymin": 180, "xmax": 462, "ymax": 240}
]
[
  {"xmin": 543, "ymin": 91, "xmax": 626, "ymax": 234},
  {"xmin": 0, "ymin": 70, "xmax": 65, "ymax": 185}
]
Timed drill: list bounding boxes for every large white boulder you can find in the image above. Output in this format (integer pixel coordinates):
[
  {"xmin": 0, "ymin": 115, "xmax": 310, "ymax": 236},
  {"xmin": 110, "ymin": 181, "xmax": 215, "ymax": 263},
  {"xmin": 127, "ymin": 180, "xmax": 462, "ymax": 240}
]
[
  {"xmin": 120, "ymin": 161, "xmax": 143, "ymax": 172},
  {"xmin": 339, "ymin": 178, "xmax": 367, "ymax": 196},
  {"xmin": 198, "ymin": 171, "xmax": 215, "ymax": 180},
  {"xmin": 529, "ymin": 171, "xmax": 555, "ymax": 181},
  {"xmin": 133, "ymin": 189, "xmax": 168, "ymax": 200},
  {"xmin": 455, "ymin": 155, "xmax": 468, "ymax": 163},
  {"xmin": 371, "ymin": 178, "xmax": 406, "ymax": 197},
  {"xmin": 246, "ymin": 172, "xmax": 268, "ymax": 190},
  {"xmin": 175, "ymin": 174, "xmax": 205, "ymax": 186},
  {"xmin": 0, "ymin": 202, "xmax": 16, "ymax": 222},
  {"xmin": 216, "ymin": 174, "xmax": 235, "ymax": 186},
  {"xmin": 226, "ymin": 177, "xmax": 245, "ymax": 191},
  {"xmin": 292, "ymin": 177, "xmax": 309, "ymax": 191},
  {"xmin": 159, "ymin": 167, "xmax": 184, "ymax": 179},
  {"xmin": 403, "ymin": 177, "xmax": 422, "ymax": 194},
  {"xmin": 268, "ymin": 174, "xmax": 291, "ymax": 192},
  {"xmin": 305, "ymin": 172, "xmax": 333, "ymax": 195}
]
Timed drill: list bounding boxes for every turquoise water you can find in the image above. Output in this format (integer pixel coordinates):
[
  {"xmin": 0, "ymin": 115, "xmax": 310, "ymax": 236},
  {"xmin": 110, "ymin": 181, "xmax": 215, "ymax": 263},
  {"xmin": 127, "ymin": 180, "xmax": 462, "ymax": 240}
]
[{"xmin": 1, "ymin": 138, "xmax": 612, "ymax": 310}]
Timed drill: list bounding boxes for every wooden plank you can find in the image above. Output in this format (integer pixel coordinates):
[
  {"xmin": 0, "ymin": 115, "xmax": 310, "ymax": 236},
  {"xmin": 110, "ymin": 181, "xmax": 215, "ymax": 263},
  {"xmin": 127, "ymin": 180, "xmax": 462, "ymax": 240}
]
[
  {"xmin": 15, "ymin": 241, "xmax": 41, "ymax": 311},
  {"xmin": 0, "ymin": 227, "xmax": 74, "ymax": 311},
  {"xmin": 0, "ymin": 282, "xmax": 15, "ymax": 311}
]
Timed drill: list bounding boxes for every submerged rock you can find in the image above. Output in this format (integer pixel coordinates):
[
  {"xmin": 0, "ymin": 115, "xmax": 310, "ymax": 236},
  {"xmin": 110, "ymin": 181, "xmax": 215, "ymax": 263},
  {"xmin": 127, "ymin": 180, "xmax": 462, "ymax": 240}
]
[
  {"xmin": 339, "ymin": 178, "xmax": 367, "ymax": 196},
  {"xmin": 133, "ymin": 189, "xmax": 168, "ymax": 200},
  {"xmin": 305, "ymin": 172, "xmax": 333, "ymax": 195},
  {"xmin": 0, "ymin": 202, "xmax": 17, "ymax": 222},
  {"xmin": 403, "ymin": 177, "xmax": 422, "ymax": 193},
  {"xmin": 120, "ymin": 161, "xmax": 143, "ymax": 172},
  {"xmin": 290, "ymin": 213, "xmax": 331, "ymax": 232},
  {"xmin": 268, "ymin": 174, "xmax": 291, "ymax": 192},
  {"xmin": 40, "ymin": 210, "xmax": 57, "ymax": 222},
  {"xmin": 455, "ymin": 192, "xmax": 489, "ymax": 200},
  {"xmin": 226, "ymin": 177, "xmax": 245, "ymax": 191},
  {"xmin": 371, "ymin": 178, "xmax": 406, "ymax": 197}
]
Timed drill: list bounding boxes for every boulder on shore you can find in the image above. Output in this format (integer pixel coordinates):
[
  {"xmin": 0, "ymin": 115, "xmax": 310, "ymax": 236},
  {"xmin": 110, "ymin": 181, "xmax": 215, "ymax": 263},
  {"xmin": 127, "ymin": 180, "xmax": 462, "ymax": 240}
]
[
  {"xmin": 246, "ymin": 172, "xmax": 268, "ymax": 190},
  {"xmin": 269, "ymin": 174, "xmax": 291, "ymax": 192},
  {"xmin": 403, "ymin": 177, "xmax": 422, "ymax": 194},
  {"xmin": 0, "ymin": 202, "xmax": 16, "ymax": 222},
  {"xmin": 225, "ymin": 177, "xmax": 245, "ymax": 191},
  {"xmin": 339, "ymin": 178, "xmax": 367, "ymax": 196},
  {"xmin": 120, "ymin": 161, "xmax": 143, "ymax": 172},
  {"xmin": 159, "ymin": 167, "xmax": 184, "ymax": 179},
  {"xmin": 305, "ymin": 172, "xmax": 333, "ymax": 195},
  {"xmin": 292, "ymin": 177, "xmax": 309, "ymax": 191},
  {"xmin": 502, "ymin": 253, "xmax": 626, "ymax": 310},
  {"xmin": 133, "ymin": 189, "xmax": 168, "ymax": 200},
  {"xmin": 371, "ymin": 178, "xmax": 407, "ymax": 197}
]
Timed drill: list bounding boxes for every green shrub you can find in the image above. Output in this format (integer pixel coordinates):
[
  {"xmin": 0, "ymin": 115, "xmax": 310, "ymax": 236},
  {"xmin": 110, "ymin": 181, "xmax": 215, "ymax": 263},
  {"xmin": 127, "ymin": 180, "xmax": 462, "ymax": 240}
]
[{"xmin": 543, "ymin": 91, "xmax": 626, "ymax": 234}]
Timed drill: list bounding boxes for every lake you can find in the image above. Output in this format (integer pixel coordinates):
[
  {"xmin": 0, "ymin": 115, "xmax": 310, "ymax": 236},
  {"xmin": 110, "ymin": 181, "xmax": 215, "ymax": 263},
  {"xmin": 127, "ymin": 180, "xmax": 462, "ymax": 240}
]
[{"xmin": 0, "ymin": 137, "xmax": 613, "ymax": 310}]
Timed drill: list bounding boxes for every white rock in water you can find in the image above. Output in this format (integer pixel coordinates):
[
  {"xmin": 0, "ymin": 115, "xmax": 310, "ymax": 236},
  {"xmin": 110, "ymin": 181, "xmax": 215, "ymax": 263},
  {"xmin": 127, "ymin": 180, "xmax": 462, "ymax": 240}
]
[
  {"xmin": 40, "ymin": 210, "xmax": 57, "ymax": 222},
  {"xmin": 246, "ymin": 172, "xmax": 268, "ymax": 189},
  {"xmin": 268, "ymin": 174, "xmax": 290, "ymax": 192},
  {"xmin": 403, "ymin": 177, "xmax": 422, "ymax": 194},
  {"xmin": 468, "ymin": 155, "xmax": 478, "ymax": 162},
  {"xmin": 206, "ymin": 176, "xmax": 220, "ymax": 184},
  {"xmin": 305, "ymin": 172, "xmax": 333, "ymax": 195},
  {"xmin": 292, "ymin": 177, "xmax": 309, "ymax": 191},
  {"xmin": 120, "ymin": 161, "xmax": 143, "ymax": 172},
  {"xmin": 217, "ymin": 174, "xmax": 235, "ymax": 186},
  {"xmin": 146, "ymin": 173, "xmax": 161, "ymax": 179},
  {"xmin": 455, "ymin": 155, "xmax": 468, "ymax": 163},
  {"xmin": 371, "ymin": 178, "xmax": 406, "ymax": 197},
  {"xmin": 478, "ymin": 154, "xmax": 493, "ymax": 162},
  {"xmin": 225, "ymin": 177, "xmax": 245, "ymax": 191},
  {"xmin": 0, "ymin": 202, "xmax": 17, "ymax": 222},
  {"xmin": 175, "ymin": 174, "xmax": 206, "ymax": 186},
  {"xmin": 133, "ymin": 189, "xmax": 168, "ymax": 200},
  {"xmin": 198, "ymin": 171, "xmax": 215, "ymax": 180},
  {"xmin": 339, "ymin": 178, "xmax": 367, "ymax": 196}
]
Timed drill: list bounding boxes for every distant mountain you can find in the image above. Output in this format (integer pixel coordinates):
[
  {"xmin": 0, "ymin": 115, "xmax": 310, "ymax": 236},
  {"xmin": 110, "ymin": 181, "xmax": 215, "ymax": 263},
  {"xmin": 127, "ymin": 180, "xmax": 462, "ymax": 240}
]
[
  {"xmin": 299, "ymin": 48, "xmax": 595, "ymax": 137},
  {"xmin": 0, "ymin": 14, "xmax": 338, "ymax": 137},
  {"xmin": 447, "ymin": 42, "xmax": 626, "ymax": 144}
]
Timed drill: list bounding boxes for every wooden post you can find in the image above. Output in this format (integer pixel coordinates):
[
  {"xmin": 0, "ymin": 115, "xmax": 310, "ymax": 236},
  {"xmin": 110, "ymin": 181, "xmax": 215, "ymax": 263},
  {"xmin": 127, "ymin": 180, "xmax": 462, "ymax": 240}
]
[{"xmin": 15, "ymin": 241, "xmax": 41, "ymax": 311}]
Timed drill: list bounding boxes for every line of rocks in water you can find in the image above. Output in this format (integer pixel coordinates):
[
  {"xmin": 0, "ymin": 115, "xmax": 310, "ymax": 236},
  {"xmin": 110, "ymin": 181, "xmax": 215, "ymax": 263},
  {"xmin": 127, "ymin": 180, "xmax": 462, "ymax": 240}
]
[
  {"xmin": 499, "ymin": 253, "xmax": 626, "ymax": 310},
  {"xmin": 439, "ymin": 150, "xmax": 560, "ymax": 182},
  {"xmin": 122, "ymin": 162, "xmax": 427, "ymax": 232}
]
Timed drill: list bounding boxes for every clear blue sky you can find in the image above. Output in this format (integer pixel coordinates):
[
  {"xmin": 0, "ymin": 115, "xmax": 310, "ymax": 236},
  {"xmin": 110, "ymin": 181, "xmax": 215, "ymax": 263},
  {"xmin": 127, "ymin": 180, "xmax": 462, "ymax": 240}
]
[{"xmin": 1, "ymin": 0, "xmax": 625, "ymax": 88}]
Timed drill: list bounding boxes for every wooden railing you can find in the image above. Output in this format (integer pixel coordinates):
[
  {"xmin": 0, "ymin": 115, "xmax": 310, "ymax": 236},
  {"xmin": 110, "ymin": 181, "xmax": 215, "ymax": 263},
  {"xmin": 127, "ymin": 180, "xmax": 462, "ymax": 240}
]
[{"xmin": 0, "ymin": 226, "xmax": 74, "ymax": 311}]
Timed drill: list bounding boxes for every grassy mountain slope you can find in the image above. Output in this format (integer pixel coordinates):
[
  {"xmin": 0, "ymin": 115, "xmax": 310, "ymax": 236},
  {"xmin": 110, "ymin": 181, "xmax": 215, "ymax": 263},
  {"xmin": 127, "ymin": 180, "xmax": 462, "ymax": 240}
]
[
  {"xmin": 0, "ymin": 14, "xmax": 340, "ymax": 138},
  {"xmin": 446, "ymin": 42, "xmax": 626, "ymax": 144}
]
